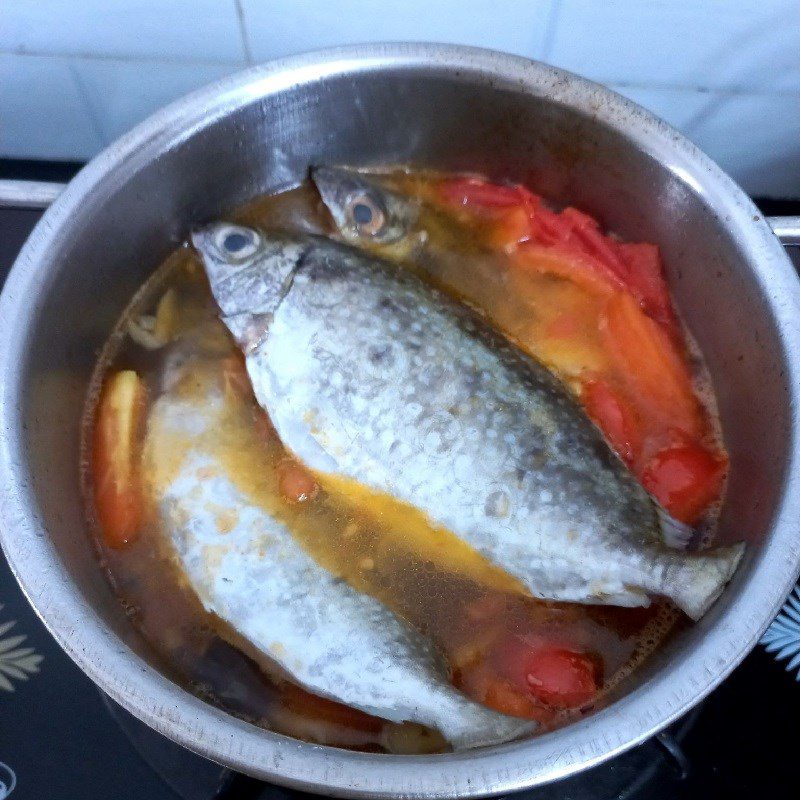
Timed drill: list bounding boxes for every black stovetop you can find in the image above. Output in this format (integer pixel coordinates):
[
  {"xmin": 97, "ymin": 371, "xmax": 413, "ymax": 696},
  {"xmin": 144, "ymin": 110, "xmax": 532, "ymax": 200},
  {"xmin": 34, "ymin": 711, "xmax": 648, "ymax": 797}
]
[{"xmin": 1, "ymin": 167, "xmax": 798, "ymax": 800}]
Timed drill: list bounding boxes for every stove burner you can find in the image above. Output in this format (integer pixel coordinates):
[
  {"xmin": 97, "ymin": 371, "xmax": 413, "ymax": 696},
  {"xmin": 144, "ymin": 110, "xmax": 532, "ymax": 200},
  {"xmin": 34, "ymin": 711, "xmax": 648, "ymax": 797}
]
[{"xmin": 99, "ymin": 689, "xmax": 699, "ymax": 799}]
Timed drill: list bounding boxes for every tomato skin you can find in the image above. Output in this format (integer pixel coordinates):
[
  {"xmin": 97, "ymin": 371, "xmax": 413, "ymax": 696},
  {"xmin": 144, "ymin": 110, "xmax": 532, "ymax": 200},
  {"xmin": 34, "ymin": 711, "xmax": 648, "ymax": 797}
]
[
  {"xmin": 440, "ymin": 178, "xmax": 525, "ymax": 207},
  {"xmin": 643, "ymin": 443, "xmax": 726, "ymax": 523},
  {"xmin": 441, "ymin": 179, "xmax": 677, "ymax": 334},
  {"xmin": 582, "ymin": 379, "xmax": 641, "ymax": 467}
]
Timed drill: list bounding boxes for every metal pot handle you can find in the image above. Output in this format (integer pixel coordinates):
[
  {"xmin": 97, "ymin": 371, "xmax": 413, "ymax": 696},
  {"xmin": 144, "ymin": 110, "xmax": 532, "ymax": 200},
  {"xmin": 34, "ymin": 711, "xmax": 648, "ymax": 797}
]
[
  {"xmin": 0, "ymin": 179, "xmax": 66, "ymax": 209},
  {"xmin": 1, "ymin": 177, "xmax": 799, "ymax": 246},
  {"xmin": 768, "ymin": 217, "xmax": 800, "ymax": 247}
]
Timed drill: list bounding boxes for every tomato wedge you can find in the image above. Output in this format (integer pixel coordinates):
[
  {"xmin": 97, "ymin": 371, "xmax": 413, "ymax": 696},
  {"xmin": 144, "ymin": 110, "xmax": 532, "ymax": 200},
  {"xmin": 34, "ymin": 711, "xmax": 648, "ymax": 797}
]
[
  {"xmin": 643, "ymin": 442, "xmax": 726, "ymax": 523},
  {"xmin": 600, "ymin": 291, "xmax": 701, "ymax": 437},
  {"xmin": 582, "ymin": 379, "xmax": 642, "ymax": 467},
  {"xmin": 93, "ymin": 370, "xmax": 147, "ymax": 548}
]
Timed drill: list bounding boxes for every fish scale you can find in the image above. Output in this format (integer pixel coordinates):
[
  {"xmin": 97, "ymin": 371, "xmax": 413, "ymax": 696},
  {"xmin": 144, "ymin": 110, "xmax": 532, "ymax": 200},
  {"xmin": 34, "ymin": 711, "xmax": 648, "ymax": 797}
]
[{"xmin": 193, "ymin": 226, "xmax": 744, "ymax": 621}]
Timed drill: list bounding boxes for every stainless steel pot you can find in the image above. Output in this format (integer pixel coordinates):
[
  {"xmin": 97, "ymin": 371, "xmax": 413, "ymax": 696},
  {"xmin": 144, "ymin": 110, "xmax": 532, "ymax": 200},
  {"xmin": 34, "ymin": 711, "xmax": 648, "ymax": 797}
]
[{"xmin": 1, "ymin": 44, "xmax": 800, "ymax": 798}]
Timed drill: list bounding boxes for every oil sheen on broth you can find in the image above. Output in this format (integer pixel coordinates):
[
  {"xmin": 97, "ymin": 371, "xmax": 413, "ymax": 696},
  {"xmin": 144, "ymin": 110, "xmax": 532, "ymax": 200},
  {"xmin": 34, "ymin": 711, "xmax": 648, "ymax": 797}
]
[{"xmin": 81, "ymin": 171, "xmax": 729, "ymax": 754}]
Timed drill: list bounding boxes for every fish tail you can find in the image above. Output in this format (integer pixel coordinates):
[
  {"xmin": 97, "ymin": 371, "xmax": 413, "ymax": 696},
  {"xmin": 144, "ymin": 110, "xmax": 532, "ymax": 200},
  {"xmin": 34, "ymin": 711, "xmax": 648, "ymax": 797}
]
[{"xmin": 667, "ymin": 543, "xmax": 745, "ymax": 620}]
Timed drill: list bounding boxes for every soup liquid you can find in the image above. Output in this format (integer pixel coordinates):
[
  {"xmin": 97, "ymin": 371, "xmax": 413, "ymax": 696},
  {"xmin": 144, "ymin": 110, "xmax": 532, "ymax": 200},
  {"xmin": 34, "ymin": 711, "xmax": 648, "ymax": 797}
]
[{"xmin": 81, "ymin": 175, "xmax": 719, "ymax": 754}]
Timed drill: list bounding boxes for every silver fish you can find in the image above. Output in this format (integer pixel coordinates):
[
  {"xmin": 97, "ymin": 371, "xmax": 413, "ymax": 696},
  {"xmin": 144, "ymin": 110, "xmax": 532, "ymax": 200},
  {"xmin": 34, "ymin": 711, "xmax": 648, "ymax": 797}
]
[
  {"xmin": 144, "ymin": 367, "xmax": 533, "ymax": 749},
  {"xmin": 192, "ymin": 224, "xmax": 743, "ymax": 620}
]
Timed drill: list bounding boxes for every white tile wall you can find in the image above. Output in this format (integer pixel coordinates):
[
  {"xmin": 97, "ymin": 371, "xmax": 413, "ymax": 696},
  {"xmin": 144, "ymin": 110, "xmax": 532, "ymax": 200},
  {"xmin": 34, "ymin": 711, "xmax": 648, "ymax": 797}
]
[
  {"xmin": 0, "ymin": 0, "xmax": 247, "ymax": 62},
  {"xmin": 546, "ymin": 0, "xmax": 800, "ymax": 92},
  {"xmin": 680, "ymin": 92, "xmax": 800, "ymax": 199},
  {"xmin": 71, "ymin": 59, "xmax": 239, "ymax": 143},
  {"xmin": 240, "ymin": 0, "xmax": 556, "ymax": 62},
  {"xmin": 0, "ymin": 0, "xmax": 798, "ymax": 197},
  {"xmin": 0, "ymin": 54, "xmax": 103, "ymax": 159},
  {"xmin": 615, "ymin": 85, "xmax": 800, "ymax": 197}
]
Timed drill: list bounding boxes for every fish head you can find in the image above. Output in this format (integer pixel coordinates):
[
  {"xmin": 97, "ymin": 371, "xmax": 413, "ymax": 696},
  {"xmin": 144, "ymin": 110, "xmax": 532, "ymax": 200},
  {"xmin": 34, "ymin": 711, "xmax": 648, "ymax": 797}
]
[
  {"xmin": 312, "ymin": 166, "xmax": 421, "ymax": 250},
  {"xmin": 191, "ymin": 222, "xmax": 305, "ymax": 349}
]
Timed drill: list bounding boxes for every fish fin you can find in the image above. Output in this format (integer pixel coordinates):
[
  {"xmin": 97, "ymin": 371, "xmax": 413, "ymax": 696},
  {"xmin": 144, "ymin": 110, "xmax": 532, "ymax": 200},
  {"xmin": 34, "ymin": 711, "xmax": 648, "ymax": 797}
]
[
  {"xmin": 657, "ymin": 505, "xmax": 695, "ymax": 550},
  {"xmin": 667, "ymin": 542, "xmax": 745, "ymax": 620}
]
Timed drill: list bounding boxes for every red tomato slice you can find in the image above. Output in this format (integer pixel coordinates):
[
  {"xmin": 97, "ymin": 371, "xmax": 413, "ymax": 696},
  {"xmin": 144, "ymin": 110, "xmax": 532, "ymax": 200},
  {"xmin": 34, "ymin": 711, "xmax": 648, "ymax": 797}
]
[
  {"xmin": 439, "ymin": 178, "xmax": 525, "ymax": 208},
  {"xmin": 525, "ymin": 196, "xmax": 677, "ymax": 335},
  {"xmin": 561, "ymin": 207, "xmax": 627, "ymax": 277},
  {"xmin": 495, "ymin": 636, "xmax": 598, "ymax": 710},
  {"xmin": 515, "ymin": 243, "xmax": 621, "ymax": 297},
  {"xmin": 643, "ymin": 443, "xmax": 726, "ymax": 523},
  {"xmin": 93, "ymin": 370, "xmax": 146, "ymax": 548},
  {"xmin": 523, "ymin": 193, "xmax": 574, "ymax": 246},
  {"xmin": 521, "ymin": 647, "xmax": 598, "ymax": 709},
  {"xmin": 600, "ymin": 291, "xmax": 701, "ymax": 438},
  {"xmin": 441, "ymin": 179, "xmax": 677, "ymax": 334},
  {"xmin": 582, "ymin": 379, "xmax": 642, "ymax": 467},
  {"xmin": 615, "ymin": 242, "xmax": 676, "ymax": 333}
]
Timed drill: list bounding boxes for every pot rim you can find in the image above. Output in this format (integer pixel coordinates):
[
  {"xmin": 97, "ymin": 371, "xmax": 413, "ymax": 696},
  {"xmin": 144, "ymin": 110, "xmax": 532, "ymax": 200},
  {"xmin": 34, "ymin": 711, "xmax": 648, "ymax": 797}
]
[{"xmin": 1, "ymin": 43, "xmax": 799, "ymax": 798}]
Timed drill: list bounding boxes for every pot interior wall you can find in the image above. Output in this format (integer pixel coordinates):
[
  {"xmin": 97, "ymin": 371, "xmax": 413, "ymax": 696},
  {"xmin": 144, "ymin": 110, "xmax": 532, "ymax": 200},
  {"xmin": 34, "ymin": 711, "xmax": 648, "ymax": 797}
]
[{"xmin": 15, "ymin": 66, "xmax": 790, "ymax": 696}]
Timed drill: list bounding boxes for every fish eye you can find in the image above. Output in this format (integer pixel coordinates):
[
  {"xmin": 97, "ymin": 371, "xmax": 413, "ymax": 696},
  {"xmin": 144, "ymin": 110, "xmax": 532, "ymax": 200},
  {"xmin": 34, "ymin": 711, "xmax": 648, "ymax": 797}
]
[
  {"xmin": 224, "ymin": 232, "xmax": 250, "ymax": 252},
  {"xmin": 345, "ymin": 194, "xmax": 385, "ymax": 237},
  {"xmin": 213, "ymin": 225, "xmax": 261, "ymax": 262}
]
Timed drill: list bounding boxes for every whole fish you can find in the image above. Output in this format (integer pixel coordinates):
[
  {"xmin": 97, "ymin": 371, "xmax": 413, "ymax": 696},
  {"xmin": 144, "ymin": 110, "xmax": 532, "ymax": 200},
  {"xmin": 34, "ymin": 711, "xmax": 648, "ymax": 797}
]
[
  {"xmin": 192, "ymin": 225, "xmax": 743, "ymax": 620},
  {"xmin": 143, "ymin": 362, "xmax": 533, "ymax": 749}
]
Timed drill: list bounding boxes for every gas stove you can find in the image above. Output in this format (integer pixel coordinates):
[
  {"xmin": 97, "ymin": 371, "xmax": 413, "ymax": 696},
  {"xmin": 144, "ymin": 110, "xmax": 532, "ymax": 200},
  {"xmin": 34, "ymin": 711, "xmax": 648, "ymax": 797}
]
[{"xmin": 1, "ymin": 162, "xmax": 798, "ymax": 800}]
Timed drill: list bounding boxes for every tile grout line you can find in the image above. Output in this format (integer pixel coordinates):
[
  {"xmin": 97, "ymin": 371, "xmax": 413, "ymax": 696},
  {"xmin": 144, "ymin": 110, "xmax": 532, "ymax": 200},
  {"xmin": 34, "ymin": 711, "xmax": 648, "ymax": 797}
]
[
  {"xmin": 1, "ymin": 47, "xmax": 241, "ymax": 68},
  {"xmin": 539, "ymin": 0, "xmax": 562, "ymax": 62},
  {"xmin": 233, "ymin": 0, "xmax": 254, "ymax": 66},
  {"xmin": 607, "ymin": 80, "xmax": 800, "ymax": 99},
  {"xmin": 65, "ymin": 61, "xmax": 109, "ymax": 148}
]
